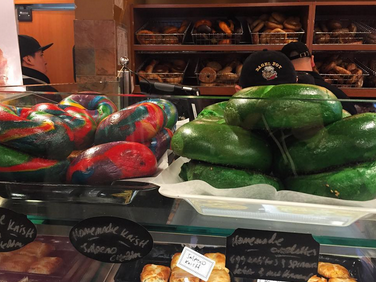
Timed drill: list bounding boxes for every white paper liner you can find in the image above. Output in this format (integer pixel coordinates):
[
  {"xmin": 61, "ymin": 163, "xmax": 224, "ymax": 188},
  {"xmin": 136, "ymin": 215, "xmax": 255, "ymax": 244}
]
[{"xmin": 136, "ymin": 157, "xmax": 376, "ymax": 209}]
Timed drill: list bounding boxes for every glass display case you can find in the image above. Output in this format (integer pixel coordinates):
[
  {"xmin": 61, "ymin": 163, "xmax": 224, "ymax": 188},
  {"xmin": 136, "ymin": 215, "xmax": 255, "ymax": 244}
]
[{"xmin": 0, "ymin": 83, "xmax": 375, "ymax": 281}]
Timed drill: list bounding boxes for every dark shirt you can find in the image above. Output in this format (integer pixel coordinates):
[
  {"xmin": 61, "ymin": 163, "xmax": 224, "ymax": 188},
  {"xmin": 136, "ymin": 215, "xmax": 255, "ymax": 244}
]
[
  {"xmin": 297, "ymin": 70, "xmax": 357, "ymax": 115},
  {"xmin": 22, "ymin": 66, "xmax": 61, "ymax": 103}
]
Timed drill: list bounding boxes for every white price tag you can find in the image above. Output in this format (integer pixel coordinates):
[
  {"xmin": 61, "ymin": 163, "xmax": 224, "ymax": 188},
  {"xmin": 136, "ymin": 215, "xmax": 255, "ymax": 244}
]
[{"xmin": 176, "ymin": 247, "xmax": 215, "ymax": 281}]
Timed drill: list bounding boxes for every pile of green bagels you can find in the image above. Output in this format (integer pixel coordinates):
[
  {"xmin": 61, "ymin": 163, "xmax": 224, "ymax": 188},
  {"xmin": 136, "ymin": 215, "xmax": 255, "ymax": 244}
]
[{"xmin": 171, "ymin": 83, "xmax": 376, "ymax": 201}]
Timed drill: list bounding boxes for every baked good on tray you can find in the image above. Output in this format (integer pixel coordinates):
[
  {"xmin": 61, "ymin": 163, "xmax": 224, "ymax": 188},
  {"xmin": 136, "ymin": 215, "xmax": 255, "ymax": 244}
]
[
  {"xmin": 0, "ymin": 254, "xmax": 37, "ymax": 272},
  {"xmin": 206, "ymin": 269, "xmax": 230, "ymax": 282},
  {"xmin": 204, "ymin": 253, "xmax": 228, "ymax": 272},
  {"xmin": 308, "ymin": 262, "xmax": 357, "ymax": 282},
  {"xmin": 140, "ymin": 264, "xmax": 171, "ymax": 282},
  {"xmin": 170, "ymin": 267, "xmax": 200, "ymax": 282},
  {"xmin": 17, "ymin": 241, "xmax": 55, "ymax": 258},
  {"xmin": 28, "ymin": 257, "xmax": 63, "ymax": 275}
]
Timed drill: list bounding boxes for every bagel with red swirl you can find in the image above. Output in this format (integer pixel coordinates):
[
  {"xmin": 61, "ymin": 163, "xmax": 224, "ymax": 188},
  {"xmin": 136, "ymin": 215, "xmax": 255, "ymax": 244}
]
[
  {"xmin": 0, "ymin": 103, "xmax": 74, "ymax": 160},
  {"xmin": 59, "ymin": 94, "xmax": 118, "ymax": 124},
  {"xmin": 31, "ymin": 103, "xmax": 97, "ymax": 150},
  {"xmin": 94, "ymin": 102, "xmax": 167, "ymax": 145},
  {"xmin": 0, "ymin": 144, "xmax": 69, "ymax": 183}
]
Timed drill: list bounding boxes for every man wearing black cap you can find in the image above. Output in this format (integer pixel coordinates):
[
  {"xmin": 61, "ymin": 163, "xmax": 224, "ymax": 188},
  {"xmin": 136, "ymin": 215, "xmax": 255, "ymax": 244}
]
[
  {"xmin": 18, "ymin": 35, "xmax": 60, "ymax": 100},
  {"xmin": 235, "ymin": 49, "xmax": 297, "ymax": 92},
  {"xmin": 281, "ymin": 41, "xmax": 357, "ymax": 114}
]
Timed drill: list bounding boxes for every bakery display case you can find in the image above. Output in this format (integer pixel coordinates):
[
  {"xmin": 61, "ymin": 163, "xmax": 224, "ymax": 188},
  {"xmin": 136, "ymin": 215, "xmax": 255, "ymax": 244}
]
[{"xmin": 0, "ymin": 83, "xmax": 376, "ymax": 280}]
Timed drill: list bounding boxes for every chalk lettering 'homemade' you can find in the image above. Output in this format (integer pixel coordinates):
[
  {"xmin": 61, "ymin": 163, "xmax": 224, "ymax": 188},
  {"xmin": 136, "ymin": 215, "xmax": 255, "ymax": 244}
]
[
  {"xmin": 69, "ymin": 216, "xmax": 153, "ymax": 263},
  {"xmin": 226, "ymin": 228, "xmax": 319, "ymax": 282}
]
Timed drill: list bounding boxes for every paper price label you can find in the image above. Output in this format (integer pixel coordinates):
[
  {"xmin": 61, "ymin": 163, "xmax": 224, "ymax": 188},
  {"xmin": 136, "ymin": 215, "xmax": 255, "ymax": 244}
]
[{"xmin": 177, "ymin": 247, "xmax": 215, "ymax": 281}]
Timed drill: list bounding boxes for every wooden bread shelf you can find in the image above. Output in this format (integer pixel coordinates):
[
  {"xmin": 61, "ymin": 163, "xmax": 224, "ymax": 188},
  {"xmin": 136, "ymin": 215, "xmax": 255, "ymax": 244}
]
[{"xmin": 129, "ymin": 1, "xmax": 376, "ymax": 98}]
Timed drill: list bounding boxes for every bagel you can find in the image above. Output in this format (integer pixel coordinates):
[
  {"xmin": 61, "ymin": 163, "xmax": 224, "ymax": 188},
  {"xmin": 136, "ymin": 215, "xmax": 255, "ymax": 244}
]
[
  {"xmin": 0, "ymin": 144, "xmax": 69, "ymax": 183},
  {"xmin": 283, "ymin": 18, "xmax": 302, "ymax": 31},
  {"xmin": 59, "ymin": 94, "xmax": 118, "ymax": 124},
  {"xmin": 195, "ymin": 19, "xmax": 212, "ymax": 28},
  {"xmin": 0, "ymin": 103, "xmax": 74, "ymax": 160},
  {"xmin": 327, "ymin": 19, "xmax": 342, "ymax": 30},
  {"xmin": 206, "ymin": 61, "xmax": 222, "ymax": 72},
  {"xmin": 94, "ymin": 102, "xmax": 167, "ymax": 145},
  {"xmin": 163, "ymin": 26, "xmax": 179, "ymax": 34},
  {"xmin": 32, "ymin": 103, "xmax": 96, "ymax": 150},
  {"xmin": 271, "ymin": 12, "xmax": 286, "ymax": 24},
  {"xmin": 136, "ymin": 29, "xmax": 155, "ymax": 44},
  {"xmin": 218, "ymin": 21, "xmax": 232, "ymax": 35},
  {"xmin": 265, "ymin": 21, "xmax": 284, "ymax": 30},
  {"xmin": 66, "ymin": 141, "xmax": 157, "ymax": 185},
  {"xmin": 269, "ymin": 28, "xmax": 287, "ymax": 44},
  {"xmin": 199, "ymin": 67, "xmax": 217, "ymax": 83},
  {"xmin": 250, "ymin": 19, "xmax": 264, "ymax": 32}
]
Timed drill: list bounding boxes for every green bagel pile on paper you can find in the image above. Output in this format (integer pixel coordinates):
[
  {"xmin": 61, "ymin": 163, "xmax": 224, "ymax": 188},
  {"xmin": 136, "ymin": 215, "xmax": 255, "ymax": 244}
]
[{"xmin": 171, "ymin": 83, "xmax": 376, "ymax": 201}]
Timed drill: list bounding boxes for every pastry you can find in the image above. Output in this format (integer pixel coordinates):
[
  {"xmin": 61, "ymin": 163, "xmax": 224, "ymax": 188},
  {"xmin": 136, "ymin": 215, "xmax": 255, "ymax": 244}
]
[
  {"xmin": 28, "ymin": 257, "xmax": 63, "ymax": 275},
  {"xmin": 271, "ymin": 12, "xmax": 286, "ymax": 24},
  {"xmin": 17, "ymin": 241, "xmax": 55, "ymax": 258},
  {"xmin": 170, "ymin": 253, "xmax": 181, "ymax": 270},
  {"xmin": 308, "ymin": 275, "xmax": 328, "ymax": 282},
  {"xmin": 170, "ymin": 267, "xmax": 200, "ymax": 282},
  {"xmin": 0, "ymin": 254, "xmax": 36, "ymax": 272},
  {"xmin": 140, "ymin": 264, "xmax": 171, "ymax": 282},
  {"xmin": 204, "ymin": 253, "xmax": 228, "ymax": 272},
  {"xmin": 328, "ymin": 278, "xmax": 357, "ymax": 282},
  {"xmin": 218, "ymin": 21, "xmax": 232, "ymax": 35},
  {"xmin": 266, "ymin": 21, "xmax": 284, "ymax": 30},
  {"xmin": 318, "ymin": 262, "xmax": 350, "ymax": 278},
  {"xmin": 206, "ymin": 269, "xmax": 230, "ymax": 282}
]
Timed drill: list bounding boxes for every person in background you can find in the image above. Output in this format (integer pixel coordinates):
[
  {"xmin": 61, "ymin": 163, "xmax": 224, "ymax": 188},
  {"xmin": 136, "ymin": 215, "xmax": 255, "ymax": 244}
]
[
  {"xmin": 235, "ymin": 49, "xmax": 297, "ymax": 92},
  {"xmin": 18, "ymin": 35, "xmax": 61, "ymax": 102},
  {"xmin": 281, "ymin": 41, "xmax": 357, "ymax": 114}
]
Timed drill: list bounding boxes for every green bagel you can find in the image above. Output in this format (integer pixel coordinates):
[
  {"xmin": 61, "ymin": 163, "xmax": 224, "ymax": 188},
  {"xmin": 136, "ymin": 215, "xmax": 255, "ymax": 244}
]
[
  {"xmin": 197, "ymin": 101, "xmax": 228, "ymax": 123},
  {"xmin": 284, "ymin": 160, "xmax": 376, "ymax": 201},
  {"xmin": 224, "ymin": 84, "xmax": 343, "ymax": 130},
  {"xmin": 180, "ymin": 160, "xmax": 282, "ymax": 190},
  {"xmin": 275, "ymin": 113, "xmax": 376, "ymax": 176},
  {"xmin": 171, "ymin": 120, "xmax": 272, "ymax": 172}
]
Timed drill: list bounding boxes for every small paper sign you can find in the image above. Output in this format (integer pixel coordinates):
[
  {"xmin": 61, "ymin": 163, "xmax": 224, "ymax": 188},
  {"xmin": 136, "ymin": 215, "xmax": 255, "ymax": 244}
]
[
  {"xmin": 0, "ymin": 208, "xmax": 37, "ymax": 252},
  {"xmin": 177, "ymin": 246, "xmax": 215, "ymax": 281},
  {"xmin": 226, "ymin": 228, "xmax": 320, "ymax": 282},
  {"xmin": 69, "ymin": 216, "xmax": 153, "ymax": 263}
]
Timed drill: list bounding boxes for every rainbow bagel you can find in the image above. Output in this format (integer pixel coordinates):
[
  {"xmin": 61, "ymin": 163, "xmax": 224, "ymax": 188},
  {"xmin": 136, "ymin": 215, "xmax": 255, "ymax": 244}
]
[
  {"xmin": 31, "ymin": 103, "xmax": 96, "ymax": 150},
  {"xmin": 59, "ymin": 94, "xmax": 118, "ymax": 124},
  {"xmin": 143, "ymin": 127, "xmax": 173, "ymax": 161},
  {"xmin": 66, "ymin": 141, "xmax": 157, "ymax": 185},
  {"xmin": 94, "ymin": 102, "xmax": 167, "ymax": 145},
  {"xmin": 136, "ymin": 99, "xmax": 178, "ymax": 130},
  {"xmin": 0, "ymin": 103, "xmax": 74, "ymax": 160},
  {"xmin": 0, "ymin": 144, "xmax": 69, "ymax": 183}
]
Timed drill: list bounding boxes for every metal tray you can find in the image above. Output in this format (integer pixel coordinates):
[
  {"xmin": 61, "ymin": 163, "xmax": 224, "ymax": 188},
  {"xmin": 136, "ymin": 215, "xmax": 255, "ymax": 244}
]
[
  {"xmin": 114, "ymin": 243, "xmax": 227, "ymax": 282},
  {"xmin": 0, "ymin": 236, "xmax": 86, "ymax": 282}
]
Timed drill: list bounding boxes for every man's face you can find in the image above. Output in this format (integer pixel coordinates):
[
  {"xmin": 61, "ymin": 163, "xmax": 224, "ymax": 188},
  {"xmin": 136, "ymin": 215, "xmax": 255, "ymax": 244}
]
[{"xmin": 28, "ymin": 50, "xmax": 47, "ymax": 74}]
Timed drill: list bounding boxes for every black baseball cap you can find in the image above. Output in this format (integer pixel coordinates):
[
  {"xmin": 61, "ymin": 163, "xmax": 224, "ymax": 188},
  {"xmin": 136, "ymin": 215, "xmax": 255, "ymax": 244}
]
[
  {"xmin": 281, "ymin": 42, "xmax": 311, "ymax": 61},
  {"xmin": 239, "ymin": 50, "xmax": 297, "ymax": 88},
  {"xmin": 18, "ymin": 35, "xmax": 53, "ymax": 59}
]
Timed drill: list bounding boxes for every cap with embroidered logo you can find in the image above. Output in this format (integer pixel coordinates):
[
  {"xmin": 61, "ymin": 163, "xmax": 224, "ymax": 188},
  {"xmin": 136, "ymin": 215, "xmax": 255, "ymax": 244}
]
[
  {"xmin": 239, "ymin": 49, "xmax": 297, "ymax": 88},
  {"xmin": 281, "ymin": 41, "xmax": 311, "ymax": 61}
]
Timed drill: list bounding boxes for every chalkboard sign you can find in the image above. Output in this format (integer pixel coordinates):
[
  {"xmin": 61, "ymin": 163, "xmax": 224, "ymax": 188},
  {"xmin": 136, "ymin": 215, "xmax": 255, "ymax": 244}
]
[
  {"xmin": 0, "ymin": 208, "xmax": 37, "ymax": 252},
  {"xmin": 226, "ymin": 228, "xmax": 319, "ymax": 282},
  {"xmin": 69, "ymin": 216, "xmax": 153, "ymax": 263}
]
